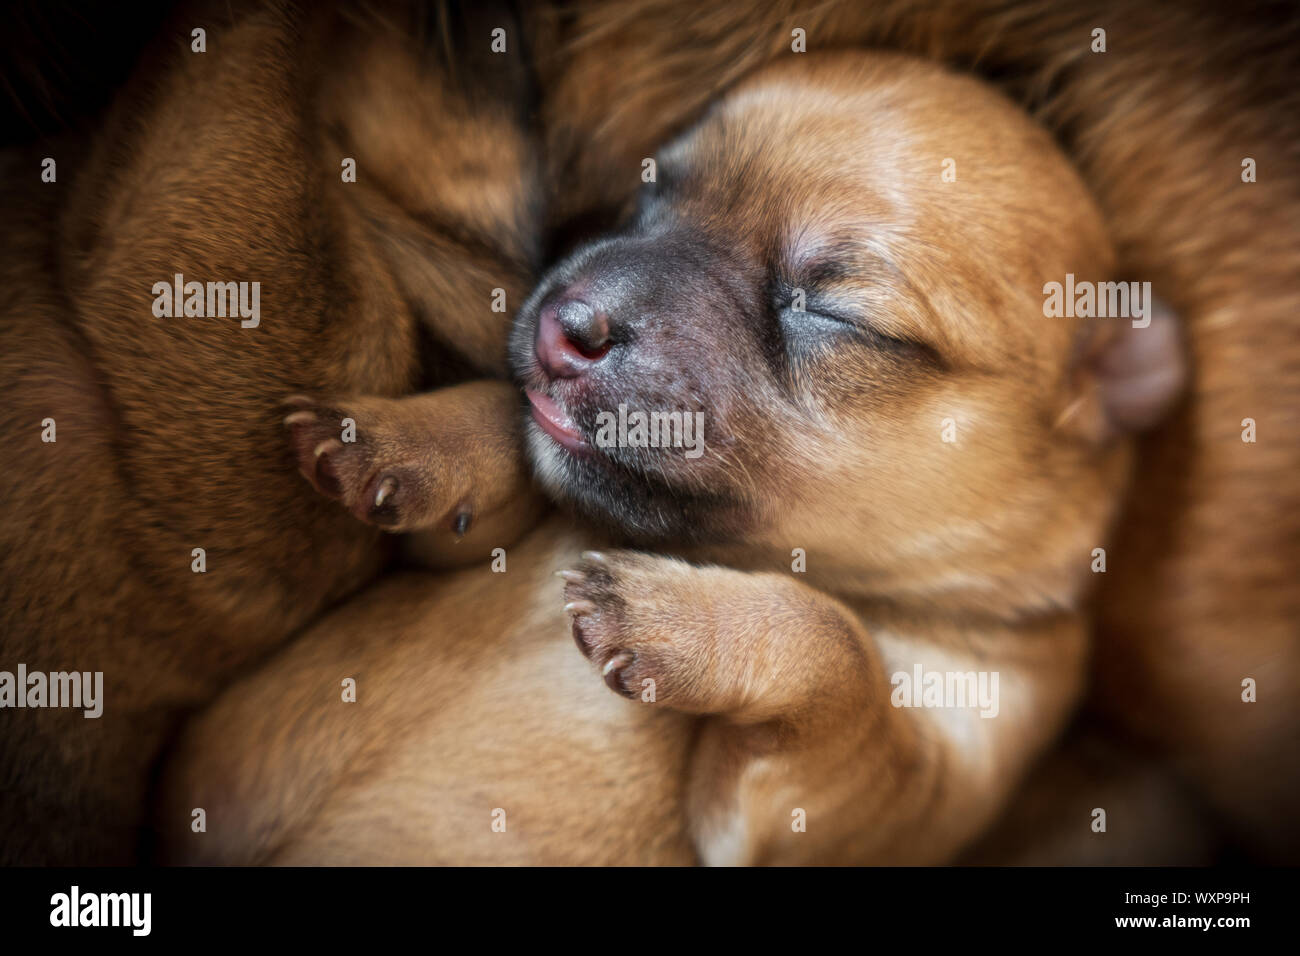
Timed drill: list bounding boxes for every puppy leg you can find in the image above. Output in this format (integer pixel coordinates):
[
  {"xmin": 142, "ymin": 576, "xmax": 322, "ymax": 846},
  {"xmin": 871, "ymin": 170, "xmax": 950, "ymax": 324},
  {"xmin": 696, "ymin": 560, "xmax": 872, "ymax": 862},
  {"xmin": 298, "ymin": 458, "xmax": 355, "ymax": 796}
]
[
  {"xmin": 284, "ymin": 380, "xmax": 541, "ymax": 542},
  {"xmin": 561, "ymin": 551, "xmax": 1084, "ymax": 865}
]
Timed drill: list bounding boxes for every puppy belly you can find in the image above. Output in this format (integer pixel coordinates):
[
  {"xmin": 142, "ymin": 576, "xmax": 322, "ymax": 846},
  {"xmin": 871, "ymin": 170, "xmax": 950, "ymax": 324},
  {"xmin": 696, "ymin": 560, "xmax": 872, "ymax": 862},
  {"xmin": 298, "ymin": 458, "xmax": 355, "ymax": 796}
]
[{"xmin": 160, "ymin": 521, "xmax": 696, "ymax": 865}]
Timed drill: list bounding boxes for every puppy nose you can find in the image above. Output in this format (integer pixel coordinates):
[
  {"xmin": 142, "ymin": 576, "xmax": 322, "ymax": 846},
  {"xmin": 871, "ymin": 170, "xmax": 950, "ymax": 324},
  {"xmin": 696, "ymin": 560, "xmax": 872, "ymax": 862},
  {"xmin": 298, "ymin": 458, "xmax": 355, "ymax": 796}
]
[
  {"xmin": 535, "ymin": 298, "xmax": 612, "ymax": 379},
  {"xmin": 557, "ymin": 299, "xmax": 610, "ymax": 352}
]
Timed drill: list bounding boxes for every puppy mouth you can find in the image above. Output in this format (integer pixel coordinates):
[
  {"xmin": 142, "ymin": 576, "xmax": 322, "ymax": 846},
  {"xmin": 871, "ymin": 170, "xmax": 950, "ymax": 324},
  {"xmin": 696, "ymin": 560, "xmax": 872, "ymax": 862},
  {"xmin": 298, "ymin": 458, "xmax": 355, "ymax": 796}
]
[
  {"xmin": 516, "ymin": 340, "xmax": 754, "ymax": 545},
  {"xmin": 525, "ymin": 389, "xmax": 591, "ymax": 455}
]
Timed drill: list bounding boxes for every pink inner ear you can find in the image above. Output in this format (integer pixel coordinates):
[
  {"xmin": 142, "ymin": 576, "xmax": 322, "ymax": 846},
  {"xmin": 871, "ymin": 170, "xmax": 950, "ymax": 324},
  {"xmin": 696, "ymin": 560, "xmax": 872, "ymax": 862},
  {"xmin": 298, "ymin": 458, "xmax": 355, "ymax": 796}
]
[{"xmin": 1095, "ymin": 297, "xmax": 1187, "ymax": 434}]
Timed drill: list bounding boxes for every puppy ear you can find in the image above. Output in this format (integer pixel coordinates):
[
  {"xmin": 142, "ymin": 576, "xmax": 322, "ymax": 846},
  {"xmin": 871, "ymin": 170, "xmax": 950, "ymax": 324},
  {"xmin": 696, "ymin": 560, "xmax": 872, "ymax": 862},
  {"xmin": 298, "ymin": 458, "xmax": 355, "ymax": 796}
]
[{"xmin": 1054, "ymin": 295, "xmax": 1187, "ymax": 444}]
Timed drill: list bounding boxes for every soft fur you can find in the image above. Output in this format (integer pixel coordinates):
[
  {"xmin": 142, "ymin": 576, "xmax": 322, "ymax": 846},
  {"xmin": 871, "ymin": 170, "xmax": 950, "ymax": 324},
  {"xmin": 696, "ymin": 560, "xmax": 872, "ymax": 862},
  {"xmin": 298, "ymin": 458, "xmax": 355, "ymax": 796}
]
[
  {"xmin": 532, "ymin": 0, "xmax": 1300, "ymax": 863},
  {"xmin": 3, "ymin": 0, "xmax": 1295, "ymax": 864},
  {"xmin": 159, "ymin": 53, "xmax": 1184, "ymax": 865},
  {"xmin": 0, "ymin": 0, "xmax": 539, "ymax": 863}
]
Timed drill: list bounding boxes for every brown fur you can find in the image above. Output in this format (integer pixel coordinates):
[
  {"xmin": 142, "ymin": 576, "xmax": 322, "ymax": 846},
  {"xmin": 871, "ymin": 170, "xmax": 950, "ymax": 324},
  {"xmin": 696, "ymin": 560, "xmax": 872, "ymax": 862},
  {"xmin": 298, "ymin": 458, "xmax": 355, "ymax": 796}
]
[
  {"xmin": 962, "ymin": 728, "xmax": 1217, "ymax": 865},
  {"xmin": 529, "ymin": 0, "xmax": 1300, "ymax": 861},
  {"xmin": 0, "ymin": 0, "xmax": 539, "ymax": 862},
  {"xmin": 282, "ymin": 383, "xmax": 543, "ymax": 557},
  {"xmin": 5, "ymin": 0, "xmax": 1295, "ymax": 865},
  {"xmin": 159, "ymin": 54, "xmax": 1176, "ymax": 865}
]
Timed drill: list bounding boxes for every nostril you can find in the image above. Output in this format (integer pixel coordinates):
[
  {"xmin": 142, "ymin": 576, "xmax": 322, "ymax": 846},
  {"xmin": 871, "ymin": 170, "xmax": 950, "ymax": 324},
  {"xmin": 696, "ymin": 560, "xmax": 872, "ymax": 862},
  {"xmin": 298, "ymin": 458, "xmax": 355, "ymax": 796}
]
[
  {"xmin": 569, "ymin": 338, "xmax": 612, "ymax": 361},
  {"xmin": 555, "ymin": 299, "xmax": 611, "ymax": 358}
]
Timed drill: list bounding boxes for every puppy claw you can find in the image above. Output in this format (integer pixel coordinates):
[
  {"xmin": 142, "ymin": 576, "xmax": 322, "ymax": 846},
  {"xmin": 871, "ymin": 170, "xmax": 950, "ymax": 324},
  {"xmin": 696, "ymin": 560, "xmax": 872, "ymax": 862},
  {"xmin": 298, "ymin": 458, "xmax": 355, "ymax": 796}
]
[
  {"xmin": 564, "ymin": 600, "xmax": 597, "ymax": 617},
  {"xmin": 283, "ymin": 410, "xmax": 318, "ymax": 429},
  {"xmin": 307, "ymin": 440, "xmax": 345, "ymax": 497},
  {"xmin": 312, "ymin": 439, "xmax": 340, "ymax": 460},
  {"xmin": 602, "ymin": 652, "xmax": 636, "ymax": 697},
  {"xmin": 373, "ymin": 476, "xmax": 397, "ymax": 509},
  {"xmin": 452, "ymin": 510, "xmax": 473, "ymax": 538},
  {"xmin": 561, "ymin": 550, "xmax": 719, "ymax": 709}
]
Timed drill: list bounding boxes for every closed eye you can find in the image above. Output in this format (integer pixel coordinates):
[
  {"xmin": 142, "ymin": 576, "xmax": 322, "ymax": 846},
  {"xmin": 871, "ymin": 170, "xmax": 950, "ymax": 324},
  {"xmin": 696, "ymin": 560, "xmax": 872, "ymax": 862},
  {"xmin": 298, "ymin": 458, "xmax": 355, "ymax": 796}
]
[
  {"xmin": 775, "ymin": 294, "xmax": 927, "ymax": 357},
  {"xmin": 773, "ymin": 233, "xmax": 948, "ymax": 359}
]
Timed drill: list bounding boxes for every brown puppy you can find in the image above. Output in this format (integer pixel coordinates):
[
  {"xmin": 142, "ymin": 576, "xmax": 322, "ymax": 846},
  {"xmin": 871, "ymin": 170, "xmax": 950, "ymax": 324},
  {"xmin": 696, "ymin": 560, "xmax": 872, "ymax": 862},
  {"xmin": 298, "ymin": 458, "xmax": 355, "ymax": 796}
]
[
  {"xmin": 0, "ymin": 0, "xmax": 539, "ymax": 863},
  {"xmin": 159, "ymin": 53, "xmax": 1183, "ymax": 865},
  {"xmin": 535, "ymin": 0, "xmax": 1300, "ymax": 859}
]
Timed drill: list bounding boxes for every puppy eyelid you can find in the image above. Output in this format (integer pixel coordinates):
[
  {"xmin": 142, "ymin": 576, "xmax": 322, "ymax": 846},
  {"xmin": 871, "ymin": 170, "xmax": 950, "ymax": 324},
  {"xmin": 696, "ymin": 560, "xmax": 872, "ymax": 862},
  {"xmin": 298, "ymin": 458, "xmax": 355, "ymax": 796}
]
[
  {"xmin": 822, "ymin": 310, "xmax": 916, "ymax": 350},
  {"xmin": 776, "ymin": 254, "xmax": 945, "ymax": 363},
  {"xmin": 779, "ymin": 297, "xmax": 935, "ymax": 364},
  {"xmin": 778, "ymin": 304, "xmax": 853, "ymax": 337}
]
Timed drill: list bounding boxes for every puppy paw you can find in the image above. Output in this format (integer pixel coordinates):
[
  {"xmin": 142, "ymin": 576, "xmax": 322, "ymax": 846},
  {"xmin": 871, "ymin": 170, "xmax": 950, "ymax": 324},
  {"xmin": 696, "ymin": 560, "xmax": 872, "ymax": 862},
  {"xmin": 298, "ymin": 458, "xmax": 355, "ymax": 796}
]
[
  {"xmin": 559, "ymin": 550, "xmax": 715, "ymax": 710},
  {"xmin": 282, "ymin": 395, "xmax": 471, "ymax": 534}
]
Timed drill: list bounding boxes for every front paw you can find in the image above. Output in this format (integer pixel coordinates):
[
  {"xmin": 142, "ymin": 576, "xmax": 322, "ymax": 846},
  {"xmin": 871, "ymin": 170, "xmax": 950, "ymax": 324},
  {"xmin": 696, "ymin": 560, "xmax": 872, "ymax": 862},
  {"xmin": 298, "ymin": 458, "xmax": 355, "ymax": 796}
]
[
  {"xmin": 559, "ymin": 550, "xmax": 714, "ymax": 710},
  {"xmin": 282, "ymin": 395, "xmax": 470, "ymax": 534}
]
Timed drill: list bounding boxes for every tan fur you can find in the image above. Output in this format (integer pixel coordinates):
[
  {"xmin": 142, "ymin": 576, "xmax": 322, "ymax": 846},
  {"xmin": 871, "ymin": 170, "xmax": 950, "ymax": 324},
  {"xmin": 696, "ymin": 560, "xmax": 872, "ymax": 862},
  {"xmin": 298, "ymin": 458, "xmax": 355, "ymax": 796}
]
[
  {"xmin": 7, "ymin": 0, "xmax": 1294, "ymax": 865},
  {"xmin": 0, "ymin": 0, "xmax": 539, "ymax": 862},
  {"xmin": 532, "ymin": 0, "xmax": 1300, "ymax": 859},
  {"xmin": 282, "ymin": 383, "xmax": 543, "ymax": 555},
  {"xmin": 158, "ymin": 523, "xmax": 696, "ymax": 865},
  {"xmin": 159, "ymin": 55, "xmax": 1156, "ymax": 865}
]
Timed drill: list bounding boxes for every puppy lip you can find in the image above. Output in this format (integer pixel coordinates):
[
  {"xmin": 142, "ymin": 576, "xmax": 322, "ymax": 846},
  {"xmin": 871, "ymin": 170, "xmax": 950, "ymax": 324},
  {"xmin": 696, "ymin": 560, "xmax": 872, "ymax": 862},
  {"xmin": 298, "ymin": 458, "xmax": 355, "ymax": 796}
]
[{"xmin": 526, "ymin": 389, "xmax": 591, "ymax": 454}]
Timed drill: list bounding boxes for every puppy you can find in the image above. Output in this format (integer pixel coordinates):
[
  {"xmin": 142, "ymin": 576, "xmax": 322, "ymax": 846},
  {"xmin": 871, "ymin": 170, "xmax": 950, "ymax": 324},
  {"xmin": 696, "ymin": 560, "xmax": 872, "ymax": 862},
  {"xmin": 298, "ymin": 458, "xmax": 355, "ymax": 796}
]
[
  {"xmin": 537, "ymin": 0, "xmax": 1300, "ymax": 859},
  {"xmin": 159, "ymin": 52, "xmax": 1184, "ymax": 865},
  {"xmin": 0, "ymin": 0, "xmax": 540, "ymax": 863}
]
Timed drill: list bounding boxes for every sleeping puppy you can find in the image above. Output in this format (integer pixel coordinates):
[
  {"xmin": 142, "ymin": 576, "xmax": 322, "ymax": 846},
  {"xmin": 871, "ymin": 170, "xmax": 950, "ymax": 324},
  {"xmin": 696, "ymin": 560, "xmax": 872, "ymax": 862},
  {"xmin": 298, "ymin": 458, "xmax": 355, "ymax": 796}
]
[
  {"xmin": 0, "ymin": 0, "xmax": 543, "ymax": 863},
  {"xmin": 159, "ymin": 52, "xmax": 1184, "ymax": 865},
  {"xmin": 539, "ymin": 0, "xmax": 1300, "ymax": 861}
]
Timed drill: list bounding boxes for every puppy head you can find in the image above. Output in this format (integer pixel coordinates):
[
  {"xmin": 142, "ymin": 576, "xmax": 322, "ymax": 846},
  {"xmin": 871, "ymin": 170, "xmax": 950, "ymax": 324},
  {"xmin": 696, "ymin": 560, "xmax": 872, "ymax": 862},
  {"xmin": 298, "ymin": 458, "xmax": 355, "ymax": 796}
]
[{"xmin": 511, "ymin": 53, "xmax": 1184, "ymax": 612}]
